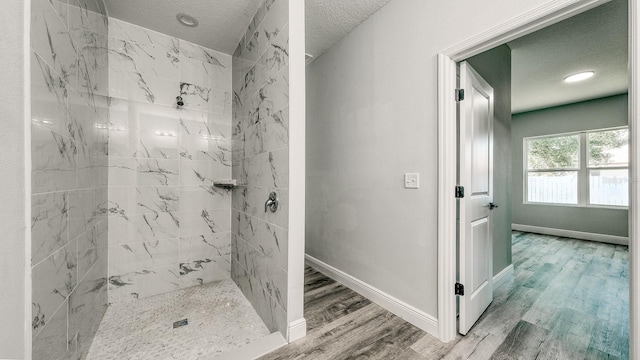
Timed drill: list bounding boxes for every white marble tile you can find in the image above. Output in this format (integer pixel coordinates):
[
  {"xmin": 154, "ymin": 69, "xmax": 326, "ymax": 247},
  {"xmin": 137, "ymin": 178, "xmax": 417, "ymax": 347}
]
[
  {"xmin": 32, "ymin": 239, "xmax": 78, "ymax": 336},
  {"xmin": 180, "ymin": 134, "xmax": 231, "ymax": 165},
  {"xmin": 179, "ymin": 209, "xmax": 231, "ymax": 238},
  {"xmin": 107, "ymin": 212, "xmax": 180, "ymax": 245},
  {"xmin": 108, "ymin": 99, "xmax": 181, "ymax": 159},
  {"xmin": 180, "ymin": 233, "xmax": 231, "ymax": 263},
  {"xmin": 265, "ymin": 23, "xmax": 289, "ymax": 75},
  {"xmin": 179, "ymin": 82, "xmax": 211, "ymax": 111},
  {"xmin": 180, "ymin": 257, "xmax": 230, "ymax": 287},
  {"xmin": 180, "ymin": 116, "xmax": 231, "ymax": 140},
  {"xmin": 248, "ymin": 65, "xmax": 289, "ymax": 124},
  {"xmin": 31, "ymin": 53, "xmax": 71, "ymax": 137},
  {"xmin": 109, "ymin": 37, "xmax": 179, "ymax": 80},
  {"xmin": 108, "ymin": 157, "xmax": 179, "ymax": 186},
  {"xmin": 77, "ymin": 224, "xmax": 99, "ymax": 279},
  {"xmin": 179, "ymin": 40, "xmax": 231, "ymax": 69},
  {"xmin": 109, "ymin": 67, "xmax": 178, "ymax": 106},
  {"xmin": 261, "ymin": 107, "xmax": 289, "ymax": 153},
  {"xmin": 256, "ymin": 0, "xmax": 289, "ymax": 58},
  {"xmin": 109, "ymin": 238, "xmax": 180, "ymax": 274},
  {"xmin": 31, "ymin": 192, "xmax": 69, "ymax": 265},
  {"xmin": 108, "ymin": 18, "xmax": 176, "ymax": 49},
  {"xmin": 179, "ymin": 55, "xmax": 230, "ymax": 91},
  {"xmin": 179, "ymin": 186, "xmax": 229, "ymax": 213},
  {"xmin": 31, "ymin": 0, "xmax": 79, "ymax": 90},
  {"xmin": 69, "ymin": 265, "xmax": 108, "ymax": 360},
  {"xmin": 68, "ymin": 188, "xmax": 97, "ymax": 240},
  {"xmin": 108, "ymin": 266, "xmax": 181, "ymax": 302},
  {"xmin": 109, "ymin": 186, "xmax": 180, "ymax": 217},
  {"xmin": 179, "ymin": 159, "xmax": 230, "ymax": 187},
  {"xmin": 32, "ymin": 299, "xmax": 69, "ymax": 360}
]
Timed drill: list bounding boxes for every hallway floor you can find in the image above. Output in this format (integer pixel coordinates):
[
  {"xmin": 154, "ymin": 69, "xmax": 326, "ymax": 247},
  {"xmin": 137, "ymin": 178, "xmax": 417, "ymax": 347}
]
[
  {"xmin": 262, "ymin": 232, "xmax": 629, "ymax": 359},
  {"xmin": 87, "ymin": 278, "xmax": 271, "ymax": 360}
]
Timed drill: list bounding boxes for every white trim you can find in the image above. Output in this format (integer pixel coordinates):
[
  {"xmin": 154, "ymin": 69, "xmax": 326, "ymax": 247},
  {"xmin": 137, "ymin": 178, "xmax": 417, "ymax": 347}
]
[
  {"xmin": 305, "ymin": 255, "xmax": 439, "ymax": 338},
  {"xmin": 493, "ymin": 265, "xmax": 515, "ymax": 291},
  {"xmin": 629, "ymin": 1, "xmax": 640, "ymax": 358},
  {"xmin": 512, "ymin": 224, "xmax": 629, "ymax": 245},
  {"xmin": 286, "ymin": 318, "xmax": 307, "ymax": 343},
  {"xmin": 24, "ymin": 0, "xmax": 32, "ymax": 356},
  {"xmin": 437, "ymin": 0, "xmax": 624, "ymax": 345},
  {"xmin": 286, "ymin": 0, "xmax": 307, "ymax": 343}
]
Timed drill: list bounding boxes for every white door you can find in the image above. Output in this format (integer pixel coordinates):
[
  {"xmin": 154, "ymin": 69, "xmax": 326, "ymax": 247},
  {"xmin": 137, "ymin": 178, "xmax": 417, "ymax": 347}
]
[{"xmin": 458, "ymin": 61, "xmax": 495, "ymax": 335}]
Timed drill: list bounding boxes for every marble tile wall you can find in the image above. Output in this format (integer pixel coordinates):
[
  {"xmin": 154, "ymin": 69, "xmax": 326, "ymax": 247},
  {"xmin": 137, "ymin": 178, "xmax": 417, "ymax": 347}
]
[
  {"xmin": 231, "ymin": 0, "xmax": 290, "ymax": 335},
  {"xmin": 30, "ymin": 0, "xmax": 109, "ymax": 359},
  {"xmin": 105, "ymin": 19, "xmax": 233, "ymax": 303}
]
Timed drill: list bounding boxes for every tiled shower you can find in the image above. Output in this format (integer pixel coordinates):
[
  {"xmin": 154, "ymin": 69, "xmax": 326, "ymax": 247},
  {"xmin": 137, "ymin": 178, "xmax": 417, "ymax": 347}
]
[{"xmin": 28, "ymin": 0, "xmax": 296, "ymax": 358}]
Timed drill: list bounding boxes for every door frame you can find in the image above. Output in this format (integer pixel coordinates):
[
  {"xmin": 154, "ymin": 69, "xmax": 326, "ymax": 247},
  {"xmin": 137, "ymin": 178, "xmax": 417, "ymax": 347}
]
[{"xmin": 436, "ymin": 1, "xmax": 640, "ymax": 357}]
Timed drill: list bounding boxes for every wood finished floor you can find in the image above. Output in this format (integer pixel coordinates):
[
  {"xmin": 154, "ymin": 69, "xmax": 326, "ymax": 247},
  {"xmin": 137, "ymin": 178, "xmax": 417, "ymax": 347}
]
[{"xmin": 260, "ymin": 232, "xmax": 629, "ymax": 360}]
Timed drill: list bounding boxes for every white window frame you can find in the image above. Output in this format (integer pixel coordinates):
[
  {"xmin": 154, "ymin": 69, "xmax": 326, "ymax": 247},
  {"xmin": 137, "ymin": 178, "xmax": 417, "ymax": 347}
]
[{"xmin": 524, "ymin": 126, "xmax": 628, "ymax": 209}]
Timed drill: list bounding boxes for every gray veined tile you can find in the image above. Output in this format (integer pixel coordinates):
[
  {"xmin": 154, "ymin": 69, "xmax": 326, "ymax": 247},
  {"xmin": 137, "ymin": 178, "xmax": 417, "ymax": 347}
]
[
  {"xmin": 107, "ymin": 211, "xmax": 180, "ymax": 245},
  {"xmin": 31, "ymin": 191, "xmax": 69, "ymax": 265},
  {"xmin": 32, "ymin": 0, "xmax": 79, "ymax": 90},
  {"xmin": 109, "ymin": 238, "xmax": 180, "ymax": 274},
  {"xmin": 179, "ymin": 186, "xmax": 230, "ymax": 213},
  {"xmin": 109, "ymin": 67, "xmax": 178, "ymax": 106},
  {"xmin": 179, "ymin": 159, "xmax": 230, "ymax": 187},
  {"xmin": 108, "ymin": 18, "xmax": 177, "ymax": 49},
  {"xmin": 265, "ymin": 23, "xmax": 289, "ymax": 75},
  {"xmin": 108, "ymin": 266, "xmax": 181, "ymax": 303},
  {"xmin": 179, "ymin": 40, "xmax": 231, "ymax": 69},
  {"xmin": 32, "ymin": 299, "xmax": 69, "ymax": 360},
  {"xmin": 179, "ymin": 82, "xmax": 212, "ymax": 111},
  {"xmin": 109, "ymin": 37, "xmax": 180, "ymax": 81},
  {"xmin": 180, "ymin": 134, "xmax": 232, "ymax": 164},
  {"xmin": 180, "ymin": 256, "xmax": 231, "ymax": 288},
  {"xmin": 179, "ymin": 209, "xmax": 231, "ymax": 238},
  {"xmin": 109, "ymin": 186, "xmax": 180, "ymax": 217},
  {"xmin": 32, "ymin": 239, "xmax": 78, "ymax": 336},
  {"xmin": 180, "ymin": 232, "xmax": 231, "ymax": 263}
]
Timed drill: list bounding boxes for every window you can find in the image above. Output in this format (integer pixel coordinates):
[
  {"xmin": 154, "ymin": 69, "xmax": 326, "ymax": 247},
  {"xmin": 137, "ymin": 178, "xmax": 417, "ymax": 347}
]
[{"xmin": 524, "ymin": 127, "xmax": 628, "ymax": 207}]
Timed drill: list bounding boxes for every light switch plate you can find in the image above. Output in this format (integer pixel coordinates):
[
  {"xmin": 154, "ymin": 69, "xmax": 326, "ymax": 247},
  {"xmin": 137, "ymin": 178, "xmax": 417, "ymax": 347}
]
[{"xmin": 404, "ymin": 173, "xmax": 419, "ymax": 189}]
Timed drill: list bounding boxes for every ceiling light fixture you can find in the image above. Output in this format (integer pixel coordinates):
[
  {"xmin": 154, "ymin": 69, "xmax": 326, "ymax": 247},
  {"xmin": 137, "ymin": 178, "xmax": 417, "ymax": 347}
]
[
  {"xmin": 177, "ymin": 13, "xmax": 198, "ymax": 27},
  {"xmin": 564, "ymin": 71, "xmax": 595, "ymax": 83}
]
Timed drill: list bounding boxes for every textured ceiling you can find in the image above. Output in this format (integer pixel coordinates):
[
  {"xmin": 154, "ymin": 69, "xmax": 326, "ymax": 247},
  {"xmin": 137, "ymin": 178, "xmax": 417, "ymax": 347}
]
[
  {"xmin": 508, "ymin": 0, "xmax": 628, "ymax": 114},
  {"xmin": 104, "ymin": 0, "xmax": 262, "ymax": 54},
  {"xmin": 104, "ymin": 0, "xmax": 393, "ymax": 58},
  {"xmin": 305, "ymin": 0, "xmax": 394, "ymax": 58}
]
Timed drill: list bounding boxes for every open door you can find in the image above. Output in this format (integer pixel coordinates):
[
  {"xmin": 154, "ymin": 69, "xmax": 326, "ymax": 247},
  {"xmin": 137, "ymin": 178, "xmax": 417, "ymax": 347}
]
[{"xmin": 458, "ymin": 61, "xmax": 495, "ymax": 335}]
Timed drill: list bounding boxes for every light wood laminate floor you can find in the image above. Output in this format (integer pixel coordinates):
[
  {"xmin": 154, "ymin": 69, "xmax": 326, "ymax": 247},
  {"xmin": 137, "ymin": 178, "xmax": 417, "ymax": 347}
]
[{"xmin": 261, "ymin": 231, "xmax": 629, "ymax": 359}]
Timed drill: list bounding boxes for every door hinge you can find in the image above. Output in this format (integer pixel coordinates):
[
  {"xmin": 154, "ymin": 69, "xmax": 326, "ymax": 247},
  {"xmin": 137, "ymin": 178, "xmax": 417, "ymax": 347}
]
[
  {"xmin": 455, "ymin": 283, "xmax": 464, "ymax": 296},
  {"xmin": 455, "ymin": 185, "xmax": 464, "ymax": 199},
  {"xmin": 455, "ymin": 88, "xmax": 465, "ymax": 102}
]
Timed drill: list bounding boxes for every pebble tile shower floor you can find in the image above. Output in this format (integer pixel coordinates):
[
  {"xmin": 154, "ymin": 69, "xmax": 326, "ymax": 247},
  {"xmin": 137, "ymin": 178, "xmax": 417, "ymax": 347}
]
[{"xmin": 87, "ymin": 279, "xmax": 271, "ymax": 359}]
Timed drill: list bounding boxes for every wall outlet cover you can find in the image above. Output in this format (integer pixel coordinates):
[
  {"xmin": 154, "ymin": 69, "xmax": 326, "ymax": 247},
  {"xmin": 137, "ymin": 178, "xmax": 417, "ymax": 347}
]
[{"xmin": 404, "ymin": 173, "xmax": 419, "ymax": 189}]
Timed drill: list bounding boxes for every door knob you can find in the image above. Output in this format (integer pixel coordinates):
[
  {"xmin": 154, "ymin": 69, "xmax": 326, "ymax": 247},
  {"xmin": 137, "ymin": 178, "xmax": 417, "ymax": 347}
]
[{"xmin": 489, "ymin": 202, "xmax": 499, "ymax": 210}]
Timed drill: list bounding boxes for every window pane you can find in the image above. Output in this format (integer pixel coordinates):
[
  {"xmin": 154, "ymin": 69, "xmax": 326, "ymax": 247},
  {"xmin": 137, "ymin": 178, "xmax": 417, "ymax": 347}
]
[
  {"xmin": 588, "ymin": 128, "xmax": 628, "ymax": 167},
  {"xmin": 589, "ymin": 169, "xmax": 628, "ymax": 206},
  {"xmin": 527, "ymin": 135, "xmax": 579, "ymax": 170},
  {"xmin": 527, "ymin": 171, "xmax": 578, "ymax": 204}
]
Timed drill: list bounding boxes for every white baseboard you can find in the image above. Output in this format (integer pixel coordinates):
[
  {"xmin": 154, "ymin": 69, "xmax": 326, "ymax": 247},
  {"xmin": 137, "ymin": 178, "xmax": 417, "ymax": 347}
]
[
  {"xmin": 512, "ymin": 224, "xmax": 628, "ymax": 246},
  {"xmin": 493, "ymin": 264, "xmax": 514, "ymax": 290},
  {"xmin": 305, "ymin": 254, "xmax": 439, "ymax": 339},
  {"xmin": 286, "ymin": 318, "xmax": 307, "ymax": 342}
]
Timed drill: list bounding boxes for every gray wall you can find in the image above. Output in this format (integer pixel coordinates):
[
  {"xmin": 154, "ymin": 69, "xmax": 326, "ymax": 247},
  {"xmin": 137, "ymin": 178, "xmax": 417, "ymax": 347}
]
[
  {"xmin": 0, "ymin": 0, "xmax": 27, "ymax": 358},
  {"xmin": 305, "ymin": 0, "xmax": 558, "ymax": 319},
  {"xmin": 512, "ymin": 94, "xmax": 629, "ymax": 237},
  {"xmin": 466, "ymin": 45, "xmax": 513, "ymax": 275}
]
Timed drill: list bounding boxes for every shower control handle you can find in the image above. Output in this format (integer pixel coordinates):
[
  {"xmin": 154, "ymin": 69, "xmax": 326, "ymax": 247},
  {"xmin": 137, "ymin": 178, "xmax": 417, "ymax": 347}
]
[{"xmin": 265, "ymin": 192, "xmax": 278, "ymax": 213}]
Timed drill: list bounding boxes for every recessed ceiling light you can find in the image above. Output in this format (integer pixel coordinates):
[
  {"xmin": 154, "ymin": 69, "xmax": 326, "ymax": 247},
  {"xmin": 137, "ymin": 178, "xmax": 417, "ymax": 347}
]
[
  {"xmin": 177, "ymin": 13, "xmax": 198, "ymax": 27},
  {"xmin": 564, "ymin": 71, "xmax": 595, "ymax": 83}
]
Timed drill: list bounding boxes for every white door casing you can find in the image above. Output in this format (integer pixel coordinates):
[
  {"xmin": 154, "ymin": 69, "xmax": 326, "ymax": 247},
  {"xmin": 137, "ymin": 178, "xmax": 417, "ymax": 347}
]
[{"xmin": 458, "ymin": 61, "xmax": 495, "ymax": 335}]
